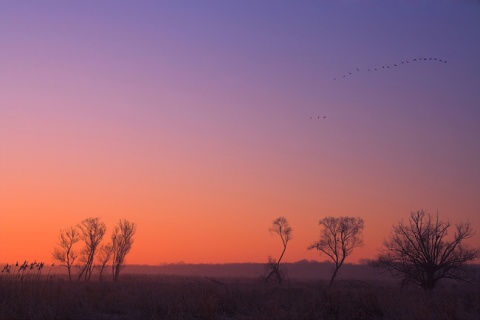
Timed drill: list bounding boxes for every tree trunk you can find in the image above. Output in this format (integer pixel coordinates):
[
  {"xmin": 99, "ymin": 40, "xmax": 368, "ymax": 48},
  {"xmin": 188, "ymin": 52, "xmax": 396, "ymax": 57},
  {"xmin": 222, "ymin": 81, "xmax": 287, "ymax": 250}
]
[
  {"xmin": 329, "ymin": 265, "xmax": 340, "ymax": 286},
  {"xmin": 422, "ymin": 272, "xmax": 436, "ymax": 291},
  {"xmin": 99, "ymin": 263, "xmax": 107, "ymax": 281}
]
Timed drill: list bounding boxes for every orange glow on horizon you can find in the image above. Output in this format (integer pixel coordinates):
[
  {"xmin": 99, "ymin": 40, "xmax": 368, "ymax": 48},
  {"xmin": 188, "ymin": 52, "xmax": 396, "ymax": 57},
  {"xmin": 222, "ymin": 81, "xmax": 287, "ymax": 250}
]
[{"xmin": 1, "ymin": 1, "xmax": 479, "ymax": 267}]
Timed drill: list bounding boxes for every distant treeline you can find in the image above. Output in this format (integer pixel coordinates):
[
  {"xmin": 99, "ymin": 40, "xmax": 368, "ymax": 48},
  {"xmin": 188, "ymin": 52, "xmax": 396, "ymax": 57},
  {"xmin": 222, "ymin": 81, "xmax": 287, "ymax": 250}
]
[{"xmin": 107, "ymin": 261, "xmax": 479, "ymax": 281}]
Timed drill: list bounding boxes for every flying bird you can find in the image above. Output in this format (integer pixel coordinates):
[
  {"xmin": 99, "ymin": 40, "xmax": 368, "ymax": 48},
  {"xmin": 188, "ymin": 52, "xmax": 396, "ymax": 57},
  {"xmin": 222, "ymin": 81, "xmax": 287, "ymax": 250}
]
[{"xmin": 332, "ymin": 57, "xmax": 449, "ymax": 81}]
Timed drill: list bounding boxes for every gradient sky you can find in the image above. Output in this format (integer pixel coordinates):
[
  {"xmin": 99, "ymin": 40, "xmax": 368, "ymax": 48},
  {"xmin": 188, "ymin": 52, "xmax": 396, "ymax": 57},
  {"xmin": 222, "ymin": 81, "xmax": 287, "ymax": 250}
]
[{"xmin": 1, "ymin": 1, "xmax": 480, "ymax": 265}]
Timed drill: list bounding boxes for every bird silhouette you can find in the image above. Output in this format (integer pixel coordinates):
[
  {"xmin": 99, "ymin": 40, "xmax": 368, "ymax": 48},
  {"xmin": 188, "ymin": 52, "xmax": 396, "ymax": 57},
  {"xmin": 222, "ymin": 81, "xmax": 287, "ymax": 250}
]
[{"xmin": 332, "ymin": 57, "xmax": 449, "ymax": 81}]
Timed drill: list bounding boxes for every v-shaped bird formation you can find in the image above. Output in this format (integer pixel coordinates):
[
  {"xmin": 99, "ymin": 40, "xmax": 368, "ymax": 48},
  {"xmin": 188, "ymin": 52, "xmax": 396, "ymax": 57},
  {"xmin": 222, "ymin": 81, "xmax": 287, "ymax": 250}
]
[{"xmin": 332, "ymin": 57, "xmax": 448, "ymax": 81}]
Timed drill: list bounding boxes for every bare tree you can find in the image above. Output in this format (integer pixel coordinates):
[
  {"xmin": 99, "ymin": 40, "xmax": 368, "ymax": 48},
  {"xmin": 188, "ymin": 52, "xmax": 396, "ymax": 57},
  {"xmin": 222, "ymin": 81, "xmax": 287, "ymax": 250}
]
[
  {"xmin": 111, "ymin": 219, "xmax": 136, "ymax": 282},
  {"xmin": 77, "ymin": 217, "xmax": 106, "ymax": 281},
  {"xmin": 265, "ymin": 216, "xmax": 292, "ymax": 284},
  {"xmin": 308, "ymin": 216, "xmax": 364, "ymax": 286},
  {"xmin": 97, "ymin": 243, "xmax": 113, "ymax": 281},
  {"xmin": 370, "ymin": 210, "xmax": 479, "ymax": 291},
  {"xmin": 52, "ymin": 226, "xmax": 80, "ymax": 281}
]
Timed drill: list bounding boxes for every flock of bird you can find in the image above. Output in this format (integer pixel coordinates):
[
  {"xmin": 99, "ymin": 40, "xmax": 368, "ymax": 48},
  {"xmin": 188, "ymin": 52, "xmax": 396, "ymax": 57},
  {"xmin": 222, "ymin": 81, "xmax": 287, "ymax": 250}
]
[
  {"xmin": 332, "ymin": 57, "xmax": 448, "ymax": 81},
  {"xmin": 312, "ymin": 57, "xmax": 449, "ymax": 120}
]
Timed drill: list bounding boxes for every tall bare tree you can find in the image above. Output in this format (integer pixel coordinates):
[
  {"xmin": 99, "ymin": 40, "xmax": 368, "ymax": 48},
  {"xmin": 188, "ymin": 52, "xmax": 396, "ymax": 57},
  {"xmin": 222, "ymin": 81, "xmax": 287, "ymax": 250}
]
[
  {"xmin": 77, "ymin": 217, "xmax": 106, "ymax": 281},
  {"xmin": 308, "ymin": 216, "xmax": 364, "ymax": 286},
  {"xmin": 370, "ymin": 210, "xmax": 479, "ymax": 291},
  {"xmin": 97, "ymin": 243, "xmax": 113, "ymax": 281},
  {"xmin": 265, "ymin": 216, "xmax": 292, "ymax": 284},
  {"xmin": 52, "ymin": 226, "xmax": 80, "ymax": 281},
  {"xmin": 111, "ymin": 219, "xmax": 136, "ymax": 282}
]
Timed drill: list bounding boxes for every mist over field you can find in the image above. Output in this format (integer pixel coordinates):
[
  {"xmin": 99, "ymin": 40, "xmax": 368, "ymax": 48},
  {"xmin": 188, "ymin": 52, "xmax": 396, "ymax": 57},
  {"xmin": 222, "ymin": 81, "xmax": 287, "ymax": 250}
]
[{"xmin": 120, "ymin": 261, "xmax": 391, "ymax": 280}]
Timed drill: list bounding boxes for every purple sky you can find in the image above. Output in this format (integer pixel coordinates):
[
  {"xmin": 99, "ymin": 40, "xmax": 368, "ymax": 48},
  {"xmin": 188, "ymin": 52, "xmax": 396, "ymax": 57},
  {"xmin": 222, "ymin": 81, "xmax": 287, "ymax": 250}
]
[{"xmin": 1, "ymin": 1, "xmax": 479, "ymax": 264}]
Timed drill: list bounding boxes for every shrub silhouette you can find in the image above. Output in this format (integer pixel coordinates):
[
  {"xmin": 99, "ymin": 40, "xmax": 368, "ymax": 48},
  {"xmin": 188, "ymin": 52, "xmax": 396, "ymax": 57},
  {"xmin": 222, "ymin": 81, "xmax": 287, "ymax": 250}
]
[
  {"xmin": 308, "ymin": 216, "xmax": 365, "ymax": 286},
  {"xmin": 265, "ymin": 216, "xmax": 292, "ymax": 284},
  {"xmin": 111, "ymin": 219, "xmax": 137, "ymax": 282},
  {"xmin": 370, "ymin": 210, "xmax": 479, "ymax": 291},
  {"xmin": 77, "ymin": 217, "xmax": 107, "ymax": 281},
  {"xmin": 52, "ymin": 226, "xmax": 80, "ymax": 281}
]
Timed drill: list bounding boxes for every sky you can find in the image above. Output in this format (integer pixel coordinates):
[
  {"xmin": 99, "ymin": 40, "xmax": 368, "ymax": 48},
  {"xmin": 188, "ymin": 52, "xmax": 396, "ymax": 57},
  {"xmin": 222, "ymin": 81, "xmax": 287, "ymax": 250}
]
[{"xmin": 1, "ymin": 1, "xmax": 480, "ymax": 265}]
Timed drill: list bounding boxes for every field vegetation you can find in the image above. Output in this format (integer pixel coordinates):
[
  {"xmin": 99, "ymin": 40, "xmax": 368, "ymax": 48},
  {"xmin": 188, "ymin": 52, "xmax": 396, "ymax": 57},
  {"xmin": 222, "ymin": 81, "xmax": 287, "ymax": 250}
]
[{"xmin": 1, "ymin": 270, "xmax": 479, "ymax": 320}]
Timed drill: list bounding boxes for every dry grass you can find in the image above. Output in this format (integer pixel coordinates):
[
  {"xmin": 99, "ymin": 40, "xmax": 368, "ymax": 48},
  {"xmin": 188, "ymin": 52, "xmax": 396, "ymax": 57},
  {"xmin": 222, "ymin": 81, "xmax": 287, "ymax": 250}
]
[{"xmin": 0, "ymin": 273, "xmax": 479, "ymax": 320}]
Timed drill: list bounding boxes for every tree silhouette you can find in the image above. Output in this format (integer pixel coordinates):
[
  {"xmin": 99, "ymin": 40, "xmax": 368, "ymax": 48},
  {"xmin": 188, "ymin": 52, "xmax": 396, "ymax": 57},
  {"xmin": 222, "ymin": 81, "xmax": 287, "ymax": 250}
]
[
  {"xmin": 370, "ymin": 210, "xmax": 479, "ymax": 291},
  {"xmin": 265, "ymin": 216, "xmax": 292, "ymax": 284},
  {"xmin": 52, "ymin": 226, "xmax": 80, "ymax": 281},
  {"xmin": 97, "ymin": 243, "xmax": 113, "ymax": 281},
  {"xmin": 77, "ymin": 217, "xmax": 106, "ymax": 281},
  {"xmin": 308, "ymin": 216, "xmax": 364, "ymax": 286},
  {"xmin": 111, "ymin": 219, "xmax": 136, "ymax": 282}
]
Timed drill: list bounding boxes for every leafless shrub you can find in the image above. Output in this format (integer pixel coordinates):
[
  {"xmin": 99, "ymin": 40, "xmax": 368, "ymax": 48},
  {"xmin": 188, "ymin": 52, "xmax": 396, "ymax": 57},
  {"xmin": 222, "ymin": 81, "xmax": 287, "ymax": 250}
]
[
  {"xmin": 264, "ymin": 216, "xmax": 292, "ymax": 284},
  {"xmin": 97, "ymin": 243, "xmax": 113, "ymax": 281},
  {"xmin": 111, "ymin": 219, "xmax": 136, "ymax": 282},
  {"xmin": 52, "ymin": 226, "xmax": 79, "ymax": 281},
  {"xmin": 77, "ymin": 217, "xmax": 106, "ymax": 281},
  {"xmin": 370, "ymin": 210, "xmax": 479, "ymax": 291},
  {"xmin": 308, "ymin": 216, "xmax": 365, "ymax": 286}
]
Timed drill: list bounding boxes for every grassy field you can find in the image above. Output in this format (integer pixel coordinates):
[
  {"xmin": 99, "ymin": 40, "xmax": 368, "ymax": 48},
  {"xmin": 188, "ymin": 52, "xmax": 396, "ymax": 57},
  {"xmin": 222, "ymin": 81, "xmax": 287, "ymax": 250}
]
[{"xmin": 1, "ymin": 272, "xmax": 479, "ymax": 320}]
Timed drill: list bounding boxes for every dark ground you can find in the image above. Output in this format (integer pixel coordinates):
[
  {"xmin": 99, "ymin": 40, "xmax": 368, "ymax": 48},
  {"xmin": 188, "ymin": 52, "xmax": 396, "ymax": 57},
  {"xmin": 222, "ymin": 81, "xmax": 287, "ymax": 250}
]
[{"xmin": 1, "ymin": 272, "xmax": 479, "ymax": 320}]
